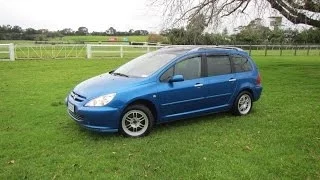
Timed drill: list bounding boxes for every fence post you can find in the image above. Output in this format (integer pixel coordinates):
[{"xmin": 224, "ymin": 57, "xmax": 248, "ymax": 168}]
[
  {"xmin": 280, "ymin": 43, "xmax": 283, "ymax": 56},
  {"xmin": 9, "ymin": 43, "xmax": 15, "ymax": 61},
  {"xmin": 307, "ymin": 45, "xmax": 310, "ymax": 56},
  {"xmin": 294, "ymin": 44, "xmax": 297, "ymax": 56},
  {"xmin": 86, "ymin": 44, "xmax": 92, "ymax": 59},
  {"xmin": 147, "ymin": 46, "xmax": 150, "ymax": 53},
  {"xmin": 249, "ymin": 43, "xmax": 252, "ymax": 56},
  {"xmin": 120, "ymin": 46, "xmax": 123, "ymax": 58},
  {"xmin": 264, "ymin": 44, "xmax": 268, "ymax": 56}
]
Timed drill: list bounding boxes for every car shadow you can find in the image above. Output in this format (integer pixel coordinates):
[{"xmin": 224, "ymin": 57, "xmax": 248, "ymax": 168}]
[
  {"xmin": 154, "ymin": 112, "xmax": 231, "ymax": 129},
  {"xmin": 153, "ymin": 109, "xmax": 259, "ymax": 133}
]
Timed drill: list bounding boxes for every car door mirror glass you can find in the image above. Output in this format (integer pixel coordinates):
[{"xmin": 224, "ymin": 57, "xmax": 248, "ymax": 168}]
[{"xmin": 169, "ymin": 75, "xmax": 184, "ymax": 82}]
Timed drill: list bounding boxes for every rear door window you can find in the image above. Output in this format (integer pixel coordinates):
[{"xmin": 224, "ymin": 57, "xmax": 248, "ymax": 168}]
[{"xmin": 206, "ymin": 55, "xmax": 231, "ymax": 76}]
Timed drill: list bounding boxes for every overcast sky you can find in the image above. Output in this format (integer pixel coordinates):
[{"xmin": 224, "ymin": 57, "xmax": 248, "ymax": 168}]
[
  {"xmin": 0, "ymin": 0, "xmax": 164, "ymax": 32},
  {"xmin": 0, "ymin": 0, "xmax": 309, "ymax": 33}
]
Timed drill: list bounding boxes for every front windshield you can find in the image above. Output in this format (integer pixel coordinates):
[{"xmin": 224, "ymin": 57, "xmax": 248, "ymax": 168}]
[{"xmin": 113, "ymin": 48, "xmax": 188, "ymax": 78}]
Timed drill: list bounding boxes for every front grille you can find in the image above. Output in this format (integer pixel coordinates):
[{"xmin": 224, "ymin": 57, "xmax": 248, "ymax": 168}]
[
  {"xmin": 68, "ymin": 110, "xmax": 84, "ymax": 121},
  {"xmin": 70, "ymin": 91, "xmax": 86, "ymax": 102}
]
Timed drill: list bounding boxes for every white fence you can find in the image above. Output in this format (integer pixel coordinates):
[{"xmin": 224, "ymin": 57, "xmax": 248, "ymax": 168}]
[
  {"xmin": 0, "ymin": 44, "xmax": 319, "ymax": 60},
  {"xmin": 87, "ymin": 44, "xmax": 164, "ymax": 58},
  {"xmin": 84, "ymin": 44, "xmax": 320, "ymax": 58},
  {"xmin": 0, "ymin": 43, "xmax": 14, "ymax": 61},
  {"xmin": 14, "ymin": 44, "xmax": 86, "ymax": 59},
  {"xmin": 231, "ymin": 44, "xmax": 320, "ymax": 56}
]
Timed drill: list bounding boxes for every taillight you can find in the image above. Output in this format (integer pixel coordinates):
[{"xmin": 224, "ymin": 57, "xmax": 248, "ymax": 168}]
[{"xmin": 256, "ymin": 73, "xmax": 262, "ymax": 85}]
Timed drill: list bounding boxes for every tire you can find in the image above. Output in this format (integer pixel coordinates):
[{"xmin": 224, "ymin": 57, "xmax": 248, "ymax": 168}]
[
  {"xmin": 233, "ymin": 91, "xmax": 253, "ymax": 116},
  {"xmin": 120, "ymin": 104, "xmax": 154, "ymax": 137}
]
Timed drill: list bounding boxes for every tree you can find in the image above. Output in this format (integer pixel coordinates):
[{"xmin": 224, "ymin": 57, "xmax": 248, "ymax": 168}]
[
  {"xmin": 151, "ymin": 0, "xmax": 320, "ymax": 28},
  {"xmin": 106, "ymin": 27, "xmax": 116, "ymax": 35},
  {"xmin": 77, "ymin": 27, "xmax": 88, "ymax": 35},
  {"xmin": 147, "ymin": 33, "xmax": 165, "ymax": 42},
  {"xmin": 235, "ymin": 19, "xmax": 271, "ymax": 44},
  {"xmin": 11, "ymin": 26, "xmax": 23, "ymax": 33},
  {"xmin": 25, "ymin": 28, "xmax": 37, "ymax": 35},
  {"xmin": 129, "ymin": 29, "xmax": 135, "ymax": 34},
  {"xmin": 165, "ymin": 28, "xmax": 188, "ymax": 44},
  {"xmin": 59, "ymin": 28, "xmax": 74, "ymax": 35},
  {"xmin": 186, "ymin": 14, "xmax": 206, "ymax": 44}
]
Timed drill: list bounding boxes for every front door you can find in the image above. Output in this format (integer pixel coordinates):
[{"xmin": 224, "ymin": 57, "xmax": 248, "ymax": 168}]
[{"xmin": 158, "ymin": 56, "xmax": 207, "ymax": 121}]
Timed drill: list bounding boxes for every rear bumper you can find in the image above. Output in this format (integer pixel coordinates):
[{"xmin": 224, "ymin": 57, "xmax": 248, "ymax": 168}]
[{"xmin": 253, "ymin": 86, "xmax": 263, "ymax": 101}]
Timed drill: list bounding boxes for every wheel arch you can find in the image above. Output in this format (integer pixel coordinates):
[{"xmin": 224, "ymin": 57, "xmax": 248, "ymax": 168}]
[
  {"xmin": 231, "ymin": 87, "xmax": 252, "ymax": 105},
  {"xmin": 124, "ymin": 99, "xmax": 159, "ymax": 123},
  {"xmin": 232, "ymin": 87, "xmax": 254, "ymax": 116},
  {"xmin": 236, "ymin": 81, "xmax": 255, "ymax": 99},
  {"xmin": 239, "ymin": 88, "xmax": 254, "ymax": 97}
]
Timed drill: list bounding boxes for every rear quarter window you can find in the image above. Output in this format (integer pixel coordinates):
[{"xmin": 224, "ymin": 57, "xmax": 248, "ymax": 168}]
[{"xmin": 231, "ymin": 55, "xmax": 252, "ymax": 73}]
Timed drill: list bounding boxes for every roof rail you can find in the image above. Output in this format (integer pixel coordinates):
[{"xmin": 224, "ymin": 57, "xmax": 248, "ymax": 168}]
[
  {"xmin": 195, "ymin": 46, "xmax": 244, "ymax": 52},
  {"xmin": 163, "ymin": 45, "xmax": 244, "ymax": 52}
]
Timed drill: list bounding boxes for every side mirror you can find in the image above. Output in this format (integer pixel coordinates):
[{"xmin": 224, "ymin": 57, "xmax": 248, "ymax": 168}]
[{"xmin": 169, "ymin": 75, "xmax": 184, "ymax": 83}]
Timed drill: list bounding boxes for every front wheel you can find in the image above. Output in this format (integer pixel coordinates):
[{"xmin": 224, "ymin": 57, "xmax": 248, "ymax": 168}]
[
  {"xmin": 233, "ymin": 91, "xmax": 253, "ymax": 116},
  {"xmin": 120, "ymin": 104, "xmax": 154, "ymax": 137}
]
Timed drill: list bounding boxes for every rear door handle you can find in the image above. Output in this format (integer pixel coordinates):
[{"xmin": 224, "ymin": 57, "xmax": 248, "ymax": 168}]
[
  {"xmin": 194, "ymin": 83, "xmax": 203, "ymax": 87},
  {"xmin": 229, "ymin": 78, "xmax": 237, "ymax": 82}
]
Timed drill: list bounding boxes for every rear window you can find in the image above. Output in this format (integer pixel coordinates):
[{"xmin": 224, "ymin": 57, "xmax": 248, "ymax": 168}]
[{"xmin": 231, "ymin": 55, "xmax": 252, "ymax": 72}]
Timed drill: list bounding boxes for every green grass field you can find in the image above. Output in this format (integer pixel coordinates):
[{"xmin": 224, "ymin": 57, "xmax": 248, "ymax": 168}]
[
  {"xmin": 0, "ymin": 56, "xmax": 320, "ymax": 179},
  {"xmin": 0, "ymin": 40, "xmax": 37, "ymax": 45},
  {"xmin": 51, "ymin": 35, "xmax": 149, "ymax": 42},
  {"xmin": 0, "ymin": 36, "xmax": 149, "ymax": 45}
]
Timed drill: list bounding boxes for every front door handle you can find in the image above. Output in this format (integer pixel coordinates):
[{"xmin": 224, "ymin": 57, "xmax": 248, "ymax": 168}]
[
  {"xmin": 194, "ymin": 83, "xmax": 203, "ymax": 87},
  {"xmin": 229, "ymin": 78, "xmax": 237, "ymax": 82}
]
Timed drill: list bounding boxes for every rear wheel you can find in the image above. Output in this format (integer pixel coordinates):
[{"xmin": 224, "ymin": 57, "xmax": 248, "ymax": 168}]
[
  {"xmin": 120, "ymin": 104, "xmax": 154, "ymax": 137},
  {"xmin": 233, "ymin": 91, "xmax": 252, "ymax": 116}
]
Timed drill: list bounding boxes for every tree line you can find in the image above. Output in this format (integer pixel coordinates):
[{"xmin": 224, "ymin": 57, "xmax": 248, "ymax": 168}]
[
  {"xmin": 1, "ymin": 22, "xmax": 319, "ymax": 45},
  {"xmin": 162, "ymin": 16, "xmax": 320, "ymax": 45},
  {"xmin": 0, "ymin": 25, "xmax": 149, "ymax": 41}
]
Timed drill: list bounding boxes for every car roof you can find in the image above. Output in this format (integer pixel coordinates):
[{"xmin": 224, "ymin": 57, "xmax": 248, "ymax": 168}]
[{"xmin": 160, "ymin": 45, "xmax": 249, "ymax": 56}]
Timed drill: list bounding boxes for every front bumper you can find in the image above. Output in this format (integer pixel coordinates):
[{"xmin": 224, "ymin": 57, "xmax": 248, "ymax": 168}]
[{"xmin": 66, "ymin": 96, "xmax": 121, "ymax": 133}]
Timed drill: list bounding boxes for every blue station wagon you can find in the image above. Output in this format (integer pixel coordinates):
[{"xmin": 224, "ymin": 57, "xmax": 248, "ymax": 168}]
[{"xmin": 66, "ymin": 46, "xmax": 262, "ymax": 137}]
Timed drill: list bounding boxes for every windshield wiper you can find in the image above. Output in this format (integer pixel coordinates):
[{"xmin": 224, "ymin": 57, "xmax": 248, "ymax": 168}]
[{"xmin": 112, "ymin": 72, "xmax": 129, "ymax": 77}]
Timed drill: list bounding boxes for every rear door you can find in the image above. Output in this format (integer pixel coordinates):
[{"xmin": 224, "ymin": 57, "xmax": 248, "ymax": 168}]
[{"xmin": 203, "ymin": 54, "xmax": 237, "ymax": 109}]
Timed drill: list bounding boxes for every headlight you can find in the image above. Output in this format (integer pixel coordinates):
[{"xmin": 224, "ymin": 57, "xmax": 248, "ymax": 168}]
[{"xmin": 85, "ymin": 93, "xmax": 116, "ymax": 107}]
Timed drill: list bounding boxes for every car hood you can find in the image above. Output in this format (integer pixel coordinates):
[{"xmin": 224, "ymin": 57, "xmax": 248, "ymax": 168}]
[{"xmin": 73, "ymin": 73, "xmax": 147, "ymax": 99}]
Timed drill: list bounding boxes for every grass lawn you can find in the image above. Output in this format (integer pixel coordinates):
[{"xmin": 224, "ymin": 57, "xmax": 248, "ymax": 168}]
[
  {"xmin": 0, "ymin": 40, "xmax": 36, "ymax": 45},
  {"xmin": 51, "ymin": 35, "xmax": 149, "ymax": 43},
  {"xmin": 0, "ymin": 35, "xmax": 149, "ymax": 45},
  {"xmin": 0, "ymin": 56, "xmax": 319, "ymax": 179}
]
